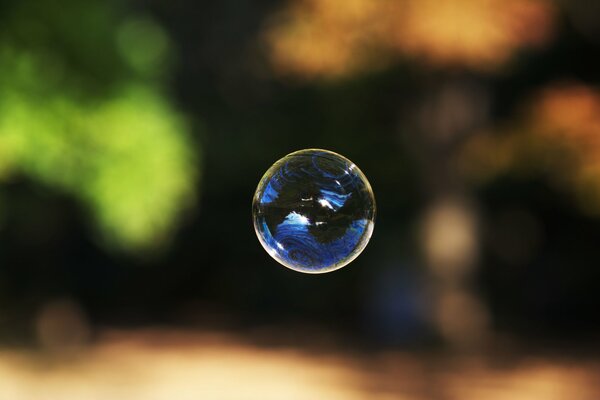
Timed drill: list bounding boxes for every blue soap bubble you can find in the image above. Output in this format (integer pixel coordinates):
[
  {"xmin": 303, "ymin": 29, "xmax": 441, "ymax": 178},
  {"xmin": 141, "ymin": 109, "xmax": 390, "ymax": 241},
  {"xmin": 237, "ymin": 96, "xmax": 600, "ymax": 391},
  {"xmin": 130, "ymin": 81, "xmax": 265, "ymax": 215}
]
[{"xmin": 253, "ymin": 149, "xmax": 375, "ymax": 273}]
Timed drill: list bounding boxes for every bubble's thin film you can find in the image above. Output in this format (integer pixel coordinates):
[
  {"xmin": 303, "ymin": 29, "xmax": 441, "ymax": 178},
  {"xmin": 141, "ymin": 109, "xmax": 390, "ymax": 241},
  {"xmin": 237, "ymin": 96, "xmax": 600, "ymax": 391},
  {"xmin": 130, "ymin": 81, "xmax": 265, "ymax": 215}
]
[{"xmin": 253, "ymin": 149, "xmax": 375, "ymax": 273}]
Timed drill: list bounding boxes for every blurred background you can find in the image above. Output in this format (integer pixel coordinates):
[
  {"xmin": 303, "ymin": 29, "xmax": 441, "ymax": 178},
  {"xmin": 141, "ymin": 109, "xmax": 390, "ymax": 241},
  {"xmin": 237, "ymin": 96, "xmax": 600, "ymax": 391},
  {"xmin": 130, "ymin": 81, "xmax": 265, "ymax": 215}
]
[{"xmin": 0, "ymin": 0, "xmax": 599, "ymax": 398}]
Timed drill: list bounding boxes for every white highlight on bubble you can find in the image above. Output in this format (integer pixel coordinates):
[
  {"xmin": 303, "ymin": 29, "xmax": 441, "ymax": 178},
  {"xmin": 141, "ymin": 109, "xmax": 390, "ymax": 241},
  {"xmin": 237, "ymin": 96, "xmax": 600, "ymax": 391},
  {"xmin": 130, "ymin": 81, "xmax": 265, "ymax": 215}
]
[
  {"xmin": 318, "ymin": 198, "xmax": 334, "ymax": 210},
  {"xmin": 285, "ymin": 212, "xmax": 310, "ymax": 225}
]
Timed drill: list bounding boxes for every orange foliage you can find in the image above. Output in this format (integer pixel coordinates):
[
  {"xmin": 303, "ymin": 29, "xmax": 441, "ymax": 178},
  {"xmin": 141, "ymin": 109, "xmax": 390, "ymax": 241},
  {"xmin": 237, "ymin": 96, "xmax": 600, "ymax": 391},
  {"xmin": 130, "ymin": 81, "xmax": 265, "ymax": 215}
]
[
  {"xmin": 394, "ymin": 0, "xmax": 554, "ymax": 69},
  {"xmin": 263, "ymin": 0, "xmax": 555, "ymax": 79},
  {"xmin": 534, "ymin": 85, "xmax": 600, "ymax": 150},
  {"xmin": 462, "ymin": 83, "xmax": 600, "ymax": 214}
]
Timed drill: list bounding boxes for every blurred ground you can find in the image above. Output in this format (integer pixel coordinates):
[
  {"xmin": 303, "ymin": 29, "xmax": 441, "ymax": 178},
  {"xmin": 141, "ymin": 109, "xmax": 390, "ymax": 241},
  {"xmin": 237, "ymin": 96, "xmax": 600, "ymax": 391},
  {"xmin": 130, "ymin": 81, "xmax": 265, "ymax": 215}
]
[{"xmin": 0, "ymin": 329, "xmax": 598, "ymax": 400}]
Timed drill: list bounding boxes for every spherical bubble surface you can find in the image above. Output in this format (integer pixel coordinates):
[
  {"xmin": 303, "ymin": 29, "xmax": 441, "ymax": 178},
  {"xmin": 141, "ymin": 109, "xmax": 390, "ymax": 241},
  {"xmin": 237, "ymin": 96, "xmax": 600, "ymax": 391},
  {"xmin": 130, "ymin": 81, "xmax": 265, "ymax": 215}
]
[{"xmin": 253, "ymin": 149, "xmax": 375, "ymax": 273}]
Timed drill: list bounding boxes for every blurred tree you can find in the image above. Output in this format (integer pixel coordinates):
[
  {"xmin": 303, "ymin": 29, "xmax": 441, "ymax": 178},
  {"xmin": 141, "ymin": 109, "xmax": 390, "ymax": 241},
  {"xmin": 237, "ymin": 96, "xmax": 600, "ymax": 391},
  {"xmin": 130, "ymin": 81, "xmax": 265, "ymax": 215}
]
[
  {"xmin": 262, "ymin": 0, "xmax": 555, "ymax": 79},
  {"xmin": 0, "ymin": 0, "xmax": 199, "ymax": 252},
  {"xmin": 462, "ymin": 83, "xmax": 600, "ymax": 216}
]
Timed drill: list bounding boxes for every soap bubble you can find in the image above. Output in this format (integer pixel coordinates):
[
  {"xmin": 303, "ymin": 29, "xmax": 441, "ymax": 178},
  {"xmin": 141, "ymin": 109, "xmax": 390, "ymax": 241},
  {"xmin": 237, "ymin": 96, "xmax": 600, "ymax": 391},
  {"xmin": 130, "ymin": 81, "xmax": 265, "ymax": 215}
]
[{"xmin": 253, "ymin": 149, "xmax": 375, "ymax": 273}]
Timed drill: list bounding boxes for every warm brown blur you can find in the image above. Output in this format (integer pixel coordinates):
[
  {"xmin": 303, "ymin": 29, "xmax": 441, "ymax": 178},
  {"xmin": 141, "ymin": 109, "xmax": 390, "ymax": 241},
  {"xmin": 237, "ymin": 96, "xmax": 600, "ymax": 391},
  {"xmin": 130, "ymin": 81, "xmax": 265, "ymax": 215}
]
[
  {"xmin": 462, "ymin": 83, "xmax": 600, "ymax": 215},
  {"xmin": 0, "ymin": 330, "xmax": 598, "ymax": 399}
]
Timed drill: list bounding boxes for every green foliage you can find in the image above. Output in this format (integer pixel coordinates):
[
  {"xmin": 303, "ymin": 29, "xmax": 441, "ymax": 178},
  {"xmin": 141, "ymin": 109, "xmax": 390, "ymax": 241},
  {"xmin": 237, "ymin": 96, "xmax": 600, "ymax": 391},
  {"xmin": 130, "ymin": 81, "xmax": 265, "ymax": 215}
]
[{"xmin": 0, "ymin": 0, "xmax": 199, "ymax": 252}]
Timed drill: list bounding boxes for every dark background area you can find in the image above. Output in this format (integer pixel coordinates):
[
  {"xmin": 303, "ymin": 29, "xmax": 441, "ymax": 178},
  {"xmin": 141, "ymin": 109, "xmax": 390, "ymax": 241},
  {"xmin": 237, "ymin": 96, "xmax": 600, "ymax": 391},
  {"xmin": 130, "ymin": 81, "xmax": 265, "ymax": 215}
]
[{"xmin": 0, "ymin": 0, "xmax": 600, "ymax": 357}]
